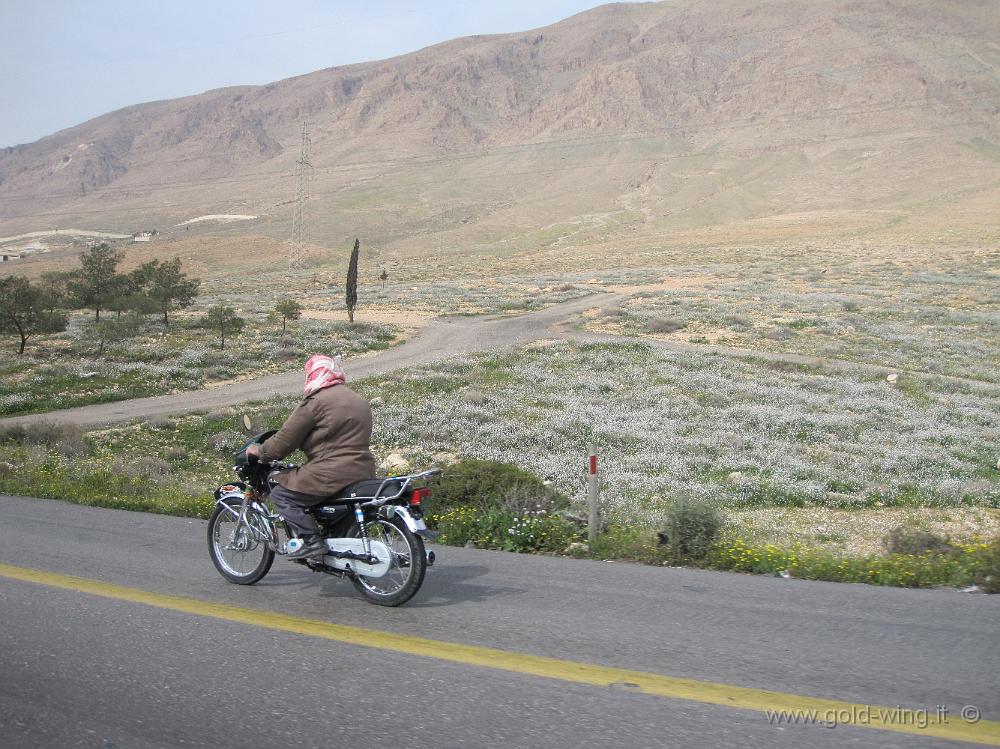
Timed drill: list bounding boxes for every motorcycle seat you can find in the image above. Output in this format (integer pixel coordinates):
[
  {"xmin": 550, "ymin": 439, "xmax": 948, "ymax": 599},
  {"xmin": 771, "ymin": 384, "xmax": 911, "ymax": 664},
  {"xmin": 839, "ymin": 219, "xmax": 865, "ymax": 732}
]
[{"xmin": 327, "ymin": 478, "xmax": 406, "ymax": 503}]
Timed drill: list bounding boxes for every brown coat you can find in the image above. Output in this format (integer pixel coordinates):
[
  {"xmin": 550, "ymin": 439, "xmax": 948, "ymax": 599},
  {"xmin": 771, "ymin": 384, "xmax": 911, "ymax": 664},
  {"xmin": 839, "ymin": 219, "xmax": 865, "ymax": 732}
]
[{"xmin": 259, "ymin": 384, "xmax": 376, "ymax": 496}]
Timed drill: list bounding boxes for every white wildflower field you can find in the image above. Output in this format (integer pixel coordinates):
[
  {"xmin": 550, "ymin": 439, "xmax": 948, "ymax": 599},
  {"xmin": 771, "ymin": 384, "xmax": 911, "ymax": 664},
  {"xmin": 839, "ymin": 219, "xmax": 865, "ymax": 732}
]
[
  {"xmin": 3, "ymin": 233, "xmax": 998, "ymax": 566},
  {"xmin": 354, "ymin": 341, "xmax": 1000, "ymax": 522},
  {"xmin": 587, "ymin": 257, "xmax": 999, "ymax": 384}
]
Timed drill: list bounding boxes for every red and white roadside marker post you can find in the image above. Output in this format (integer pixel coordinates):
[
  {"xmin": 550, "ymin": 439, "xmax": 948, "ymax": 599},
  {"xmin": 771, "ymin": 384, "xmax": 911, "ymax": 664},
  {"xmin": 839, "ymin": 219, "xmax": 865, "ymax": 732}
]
[{"xmin": 587, "ymin": 445, "xmax": 600, "ymax": 545}]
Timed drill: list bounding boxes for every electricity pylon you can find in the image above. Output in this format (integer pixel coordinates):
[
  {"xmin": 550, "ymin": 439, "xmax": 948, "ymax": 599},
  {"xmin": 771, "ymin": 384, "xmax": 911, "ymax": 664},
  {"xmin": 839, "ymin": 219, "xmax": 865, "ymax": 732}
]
[{"xmin": 289, "ymin": 123, "xmax": 313, "ymax": 269}]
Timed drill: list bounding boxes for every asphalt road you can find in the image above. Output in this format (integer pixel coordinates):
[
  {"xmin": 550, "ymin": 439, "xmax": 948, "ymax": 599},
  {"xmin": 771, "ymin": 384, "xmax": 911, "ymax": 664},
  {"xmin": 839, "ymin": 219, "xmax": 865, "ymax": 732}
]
[{"xmin": 1, "ymin": 495, "xmax": 997, "ymax": 749}]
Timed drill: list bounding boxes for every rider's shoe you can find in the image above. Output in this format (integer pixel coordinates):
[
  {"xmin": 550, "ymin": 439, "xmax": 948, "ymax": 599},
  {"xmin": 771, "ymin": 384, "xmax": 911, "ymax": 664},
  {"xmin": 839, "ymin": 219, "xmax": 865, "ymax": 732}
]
[{"xmin": 286, "ymin": 536, "xmax": 325, "ymax": 559}]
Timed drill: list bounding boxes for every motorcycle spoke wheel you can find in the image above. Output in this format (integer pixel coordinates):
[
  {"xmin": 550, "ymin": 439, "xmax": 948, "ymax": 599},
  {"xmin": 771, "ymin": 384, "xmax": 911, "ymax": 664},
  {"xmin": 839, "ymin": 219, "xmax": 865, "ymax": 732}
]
[
  {"xmin": 351, "ymin": 517, "xmax": 426, "ymax": 607},
  {"xmin": 208, "ymin": 502, "xmax": 274, "ymax": 585}
]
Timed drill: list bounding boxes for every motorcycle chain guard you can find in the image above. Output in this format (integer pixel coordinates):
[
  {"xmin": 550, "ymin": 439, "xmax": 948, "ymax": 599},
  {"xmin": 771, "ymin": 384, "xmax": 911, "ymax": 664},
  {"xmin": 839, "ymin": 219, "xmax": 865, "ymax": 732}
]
[{"xmin": 323, "ymin": 538, "xmax": 392, "ymax": 577}]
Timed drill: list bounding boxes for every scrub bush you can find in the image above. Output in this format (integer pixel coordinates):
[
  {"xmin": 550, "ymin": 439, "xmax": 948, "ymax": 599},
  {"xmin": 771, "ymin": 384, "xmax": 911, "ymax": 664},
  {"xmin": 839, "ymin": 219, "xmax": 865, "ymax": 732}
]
[
  {"xmin": 426, "ymin": 458, "xmax": 567, "ymax": 517},
  {"xmin": 662, "ymin": 497, "xmax": 724, "ymax": 563}
]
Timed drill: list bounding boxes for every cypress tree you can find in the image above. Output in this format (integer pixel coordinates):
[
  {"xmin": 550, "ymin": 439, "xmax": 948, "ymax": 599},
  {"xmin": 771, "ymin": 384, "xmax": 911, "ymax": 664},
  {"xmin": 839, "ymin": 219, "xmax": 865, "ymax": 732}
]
[{"xmin": 346, "ymin": 238, "xmax": 359, "ymax": 324}]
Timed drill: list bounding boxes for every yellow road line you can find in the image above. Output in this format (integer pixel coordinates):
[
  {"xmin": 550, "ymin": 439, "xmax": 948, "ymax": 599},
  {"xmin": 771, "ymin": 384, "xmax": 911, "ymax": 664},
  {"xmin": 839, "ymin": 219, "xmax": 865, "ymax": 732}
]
[{"xmin": 1, "ymin": 562, "xmax": 997, "ymax": 746}]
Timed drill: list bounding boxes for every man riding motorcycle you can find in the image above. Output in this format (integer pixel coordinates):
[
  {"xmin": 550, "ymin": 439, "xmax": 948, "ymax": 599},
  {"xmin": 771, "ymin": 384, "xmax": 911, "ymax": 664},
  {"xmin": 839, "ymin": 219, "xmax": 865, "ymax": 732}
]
[{"xmin": 246, "ymin": 354, "xmax": 376, "ymax": 559}]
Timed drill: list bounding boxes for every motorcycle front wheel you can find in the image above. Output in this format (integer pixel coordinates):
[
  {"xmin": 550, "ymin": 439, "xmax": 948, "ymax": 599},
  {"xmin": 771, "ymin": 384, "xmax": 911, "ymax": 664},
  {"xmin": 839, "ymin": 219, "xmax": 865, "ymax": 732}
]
[
  {"xmin": 350, "ymin": 516, "xmax": 427, "ymax": 607},
  {"xmin": 208, "ymin": 500, "xmax": 275, "ymax": 585}
]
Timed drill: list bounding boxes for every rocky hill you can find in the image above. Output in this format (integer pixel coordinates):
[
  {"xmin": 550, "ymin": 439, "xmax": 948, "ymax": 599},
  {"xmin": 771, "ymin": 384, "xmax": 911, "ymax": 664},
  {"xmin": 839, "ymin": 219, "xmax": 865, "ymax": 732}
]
[{"xmin": 2, "ymin": 0, "xmax": 998, "ymax": 251}]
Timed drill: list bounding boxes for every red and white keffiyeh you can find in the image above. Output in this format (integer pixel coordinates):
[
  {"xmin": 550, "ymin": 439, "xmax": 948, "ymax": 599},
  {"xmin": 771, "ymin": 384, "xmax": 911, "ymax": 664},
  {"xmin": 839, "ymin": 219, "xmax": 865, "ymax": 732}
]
[{"xmin": 303, "ymin": 354, "xmax": 345, "ymax": 397}]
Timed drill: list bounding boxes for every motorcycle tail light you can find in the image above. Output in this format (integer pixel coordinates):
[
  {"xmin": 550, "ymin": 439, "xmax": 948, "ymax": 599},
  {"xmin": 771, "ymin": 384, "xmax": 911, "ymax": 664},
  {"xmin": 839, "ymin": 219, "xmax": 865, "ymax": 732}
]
[{"xmin": 411, "ymin": 487, "xmax": 430, "ymax": 506}]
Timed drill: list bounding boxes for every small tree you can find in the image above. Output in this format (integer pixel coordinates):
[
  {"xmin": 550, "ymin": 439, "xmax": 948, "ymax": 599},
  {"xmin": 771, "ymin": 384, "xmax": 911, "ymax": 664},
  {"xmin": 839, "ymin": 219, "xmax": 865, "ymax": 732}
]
[
  {"xmin": 274, "ymin": 299, "xmax": 303, "ymax": 333},
  {"xmin": 82, "ymin": 312, "xmax": 143, "ymax": 357},
  {"xmin": 69, "ymin": 243, "xmax": 122, "ymax": 322},
  {"xmin": 204, "ymin": 305, "xmax": 244, "ymax": 350},
  {"xmin": 143, "ymin": 258, "xmax": 199, "ymax": 325},
  {"xmin": 379, "ymin": 268, "xmax": 389, "ymax": 290},
  {"xmin": 0, "ymin": 276, "xmax": 68, "ymax": 354},
  {"xmin": 346, "ymin": 238, "xmax": 359, "ymax": 324},
  {"xmin": 107, "ymin": 266, "xmax": 155, "ymax": 318},
  {"xmin": 37, "ymin": 271, "xmax": 73, "ymax": 313}
]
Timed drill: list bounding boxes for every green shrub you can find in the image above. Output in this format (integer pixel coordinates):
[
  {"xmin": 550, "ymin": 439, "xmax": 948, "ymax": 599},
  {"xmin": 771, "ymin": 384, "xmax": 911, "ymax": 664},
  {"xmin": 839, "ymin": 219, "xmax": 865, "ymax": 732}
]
[
  {"xmin": 426, "ymin": 458, "xmax": 567, "ymax": 517},
  {"xmin": 432, "ymin": 505, "xmax": 481, "ymax": 547},
  {"xmin": 423, "ymin": 460, "xmax": 576, "ymax": 553},
  {"xmin": 662, "ymin": 497, "xmax": 724, "ymax": 562}
]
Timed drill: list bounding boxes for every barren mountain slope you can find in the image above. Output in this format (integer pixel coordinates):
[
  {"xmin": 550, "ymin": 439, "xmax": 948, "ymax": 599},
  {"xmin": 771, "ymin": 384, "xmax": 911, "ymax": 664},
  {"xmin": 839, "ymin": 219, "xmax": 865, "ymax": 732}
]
[{"xmin": 1, "ymin": 0, "xmax": 998, "ymax": 252}]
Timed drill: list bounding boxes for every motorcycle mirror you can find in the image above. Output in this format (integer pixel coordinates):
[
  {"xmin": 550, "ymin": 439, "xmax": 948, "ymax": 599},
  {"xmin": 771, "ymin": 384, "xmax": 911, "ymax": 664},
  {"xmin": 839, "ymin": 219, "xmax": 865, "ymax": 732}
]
[{"xmin": 241, "ymin": 414, "xmax": 253, "ymax": 433}]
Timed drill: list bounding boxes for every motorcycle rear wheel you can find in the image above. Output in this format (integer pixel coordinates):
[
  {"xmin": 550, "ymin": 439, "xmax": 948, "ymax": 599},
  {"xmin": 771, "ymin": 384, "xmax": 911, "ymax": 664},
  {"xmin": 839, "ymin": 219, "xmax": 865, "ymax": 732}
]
[
  {"xmin": 208, "ymin": 500, "xmax": 275, "ymax": 585},
  {"xmin": 350, "ymin": 516, "xmax": 426, "ymax": 607}
]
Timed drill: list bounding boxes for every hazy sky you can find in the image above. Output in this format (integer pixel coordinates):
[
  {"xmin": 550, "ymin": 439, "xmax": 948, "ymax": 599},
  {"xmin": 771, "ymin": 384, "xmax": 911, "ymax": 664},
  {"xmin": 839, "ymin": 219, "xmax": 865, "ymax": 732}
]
[{"xmin": 0, "ymin": 0, "xmax": 607, "ymax": 147}]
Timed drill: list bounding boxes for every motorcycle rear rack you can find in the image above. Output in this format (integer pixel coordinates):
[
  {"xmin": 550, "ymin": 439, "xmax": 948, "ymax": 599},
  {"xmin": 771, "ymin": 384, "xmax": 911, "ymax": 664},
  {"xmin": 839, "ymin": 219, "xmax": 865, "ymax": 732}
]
[{"xmin": 319, "ymin": 468, "xmax": 443, "ymax": 508}]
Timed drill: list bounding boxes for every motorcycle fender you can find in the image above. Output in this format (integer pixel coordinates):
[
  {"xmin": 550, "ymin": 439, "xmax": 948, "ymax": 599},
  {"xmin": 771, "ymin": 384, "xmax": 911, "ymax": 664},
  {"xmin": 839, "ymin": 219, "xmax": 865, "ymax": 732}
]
[
  {"xmin": 215, "ymin": 483, "xmax": 245, "ymax": 499},
  {"xmin": 392, "ymin": 506, "xmax": 428, "ymax": 535},
  {"xmin": 214, "ymin": 484, "xmax": 245, "ymax": 514},
  {"xmin": 323, "ymin": 538, "xmax": 391, "ymax": 578}
]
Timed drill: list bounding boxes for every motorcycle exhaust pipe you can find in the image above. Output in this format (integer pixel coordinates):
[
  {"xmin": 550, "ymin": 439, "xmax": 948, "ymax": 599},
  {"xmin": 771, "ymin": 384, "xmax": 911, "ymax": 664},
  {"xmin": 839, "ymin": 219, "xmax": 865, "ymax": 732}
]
[{"xmin": 425, "ymin": 549, "xmax": 435, "ymax": 567}]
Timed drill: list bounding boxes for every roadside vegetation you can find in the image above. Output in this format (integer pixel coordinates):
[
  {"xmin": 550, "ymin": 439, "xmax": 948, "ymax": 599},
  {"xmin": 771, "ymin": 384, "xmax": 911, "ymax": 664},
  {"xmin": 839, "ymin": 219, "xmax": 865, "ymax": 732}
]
[
  {"xmin": 1, "ymin": 339, "xmax": 997, "ymax": 591},
  {"xmin": 1, "ymin": 237, "xmax": 996, "ymax": 589}
]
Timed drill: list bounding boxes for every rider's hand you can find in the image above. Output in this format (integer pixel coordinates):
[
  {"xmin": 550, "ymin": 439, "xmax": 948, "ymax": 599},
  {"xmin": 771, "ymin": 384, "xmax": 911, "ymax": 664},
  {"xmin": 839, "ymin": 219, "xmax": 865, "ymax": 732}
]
[{"xmin": 246, "ymin": 444, "xmax": 262, "ymax": 461}]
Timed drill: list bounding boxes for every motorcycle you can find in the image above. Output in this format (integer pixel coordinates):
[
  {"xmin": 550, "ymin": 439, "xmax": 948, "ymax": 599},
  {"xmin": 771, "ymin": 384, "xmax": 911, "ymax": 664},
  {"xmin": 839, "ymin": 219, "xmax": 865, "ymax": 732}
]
[{"xmin": 207, "ymin": 428, "xmax": 440, "ymax": 607}]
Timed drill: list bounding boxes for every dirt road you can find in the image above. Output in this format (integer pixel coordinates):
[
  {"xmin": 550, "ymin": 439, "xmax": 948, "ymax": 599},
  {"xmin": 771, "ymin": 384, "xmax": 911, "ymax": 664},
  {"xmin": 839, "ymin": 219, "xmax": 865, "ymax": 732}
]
[
  {"xmin": 3, "ymin": 290, "xmax": 994, "ymax": 429},
  {"xmin": 0, "ymin": 293, "xmax": 622, "ymax": 429}
]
